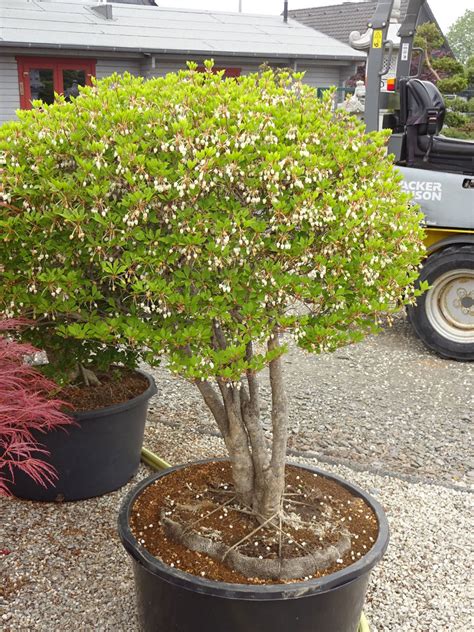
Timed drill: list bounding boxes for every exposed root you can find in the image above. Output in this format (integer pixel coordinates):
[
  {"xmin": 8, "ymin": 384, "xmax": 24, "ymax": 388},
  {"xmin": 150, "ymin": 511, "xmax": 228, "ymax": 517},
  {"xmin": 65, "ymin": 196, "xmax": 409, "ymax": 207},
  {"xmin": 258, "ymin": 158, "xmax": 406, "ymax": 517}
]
[
  {"xmin": 182, "ymin": 496, "xmax": 236, "ymax": 533},
  {"xmin": 221, "ymin": 512, "xmax": 278, "ymax": 562},
  {"xmin": 161, "ymin": 512, "xmax": 351, "ymax": 580}
]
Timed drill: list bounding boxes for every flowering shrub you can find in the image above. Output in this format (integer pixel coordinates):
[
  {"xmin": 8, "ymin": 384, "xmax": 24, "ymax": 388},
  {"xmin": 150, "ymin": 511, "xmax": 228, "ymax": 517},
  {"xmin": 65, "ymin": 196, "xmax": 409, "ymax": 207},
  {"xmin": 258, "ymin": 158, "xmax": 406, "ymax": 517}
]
[
  {"xmin": 0, "ymin": 64, "xmax": 425, "ymax": 531},
  {"xmin": 0, "ymin": 320, "xmax": 73, "ymax": 496},
  {"xmin": 1, "ymin": 64, "xmax": 424, "ymax": 378}
]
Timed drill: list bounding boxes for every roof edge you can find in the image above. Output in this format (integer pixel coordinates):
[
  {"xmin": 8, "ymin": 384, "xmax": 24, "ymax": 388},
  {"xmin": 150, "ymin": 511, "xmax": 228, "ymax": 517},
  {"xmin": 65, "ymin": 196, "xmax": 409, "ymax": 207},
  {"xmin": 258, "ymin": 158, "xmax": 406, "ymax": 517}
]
[{"xmin": 0, "ymin": 41, "xmax": 365, "ymax": 62}]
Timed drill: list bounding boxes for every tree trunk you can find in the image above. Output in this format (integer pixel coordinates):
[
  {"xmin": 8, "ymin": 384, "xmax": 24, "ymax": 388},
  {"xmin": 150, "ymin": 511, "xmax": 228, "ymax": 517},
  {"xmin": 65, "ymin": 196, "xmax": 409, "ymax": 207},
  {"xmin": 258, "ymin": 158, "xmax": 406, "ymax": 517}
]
[
  {"xmin": 424, "ymin": 49, "xmax": 441, "ymax": 81},
  {"xmin": 195, "ymin": 332, "xmax": 289, "ymax": 521},
  {"xmin": 252, "ymin": 333, "xmax": 288, "ymax": 519},
  {"xmin": 195, "ymin": 377, "xmax": 254, "ymax": 506}
]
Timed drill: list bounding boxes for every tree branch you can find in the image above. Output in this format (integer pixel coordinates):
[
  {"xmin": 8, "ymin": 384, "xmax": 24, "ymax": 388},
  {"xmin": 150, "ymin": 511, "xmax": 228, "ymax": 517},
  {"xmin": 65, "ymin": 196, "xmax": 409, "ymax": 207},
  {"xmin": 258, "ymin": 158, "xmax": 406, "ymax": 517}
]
[
  {"xmin": 212, "ymin": 319, "xmax": 227, "ymax": 350},
  {"xmin": 238, "ymin": 341, "xmax": 270, "ymax": 479},
  {"xmin": 422, "ymin": 46, "xmax": 441, "ymax": 81},
  {"xmin": 194, "ymin": 379, "xmax": 229, "ymax": 437},
  {"xmin": 245, "ymin": 342, "xmax": 259, "ymax": 418}
]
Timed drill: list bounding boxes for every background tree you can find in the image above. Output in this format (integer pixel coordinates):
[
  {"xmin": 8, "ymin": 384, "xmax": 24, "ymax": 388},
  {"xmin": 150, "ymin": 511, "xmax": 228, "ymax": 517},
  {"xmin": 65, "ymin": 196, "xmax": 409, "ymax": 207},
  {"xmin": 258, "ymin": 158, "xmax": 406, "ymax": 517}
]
[
  {"xmin": 446, "ymin": 9, "xmax": 474, "ymax": 65},
  {"xmin": 1, "ymin": 67, "xmax": 425, "ymax": 577},
  {"xmin": 443, "ymin": 55, "xmax": 474, "ymax": 139},
  {"xmin": 413, "ymin": 22, "xmax": 466, "ymax": 92},
  {"xmin": 465, "ymin": 55, "xmax": 474, "ymax": 91},
  {"xmin": 413, "ymin": 22, "xmax": 473, "ymax": 139}
]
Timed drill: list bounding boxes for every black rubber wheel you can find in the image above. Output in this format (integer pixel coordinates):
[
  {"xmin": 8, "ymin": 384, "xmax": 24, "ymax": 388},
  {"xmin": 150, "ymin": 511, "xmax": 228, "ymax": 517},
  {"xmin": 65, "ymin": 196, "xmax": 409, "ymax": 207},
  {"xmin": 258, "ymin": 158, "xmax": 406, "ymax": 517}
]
[{"xmin": 407, "ymin": 245, "xmax": 474, "ymax": 361}]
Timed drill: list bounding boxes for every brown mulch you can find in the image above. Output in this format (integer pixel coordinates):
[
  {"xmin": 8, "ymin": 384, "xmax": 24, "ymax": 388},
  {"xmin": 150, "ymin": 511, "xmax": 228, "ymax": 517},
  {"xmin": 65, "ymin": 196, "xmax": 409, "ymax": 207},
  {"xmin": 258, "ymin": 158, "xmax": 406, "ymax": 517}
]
[
  {"xmin": 131, "ymin": 461, "xmax": 379, "ymax": 585},
  {"xmin": 59, "ymin": 369, "xmax": 149, "ymax": 412}
]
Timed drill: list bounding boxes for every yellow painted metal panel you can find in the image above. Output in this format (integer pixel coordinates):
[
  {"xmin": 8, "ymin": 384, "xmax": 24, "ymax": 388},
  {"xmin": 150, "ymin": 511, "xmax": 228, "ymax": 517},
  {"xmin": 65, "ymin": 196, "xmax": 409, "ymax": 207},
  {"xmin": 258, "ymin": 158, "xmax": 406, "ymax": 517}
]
[{"xmin": 424, "ymin": 228, "xmax": 474, "ymax": 251}]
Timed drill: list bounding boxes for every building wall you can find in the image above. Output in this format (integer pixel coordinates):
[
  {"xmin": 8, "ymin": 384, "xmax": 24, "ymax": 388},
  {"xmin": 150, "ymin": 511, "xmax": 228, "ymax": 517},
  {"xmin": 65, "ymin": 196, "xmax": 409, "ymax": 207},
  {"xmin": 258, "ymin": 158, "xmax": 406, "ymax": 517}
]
[
  {"xmin": 139, "ymin": 59, "xmax": 187, "ymax": 79},
  {"xmin": 95, "ymin": 58, "xmax": 142, "ymax": 80},
  {"xmin": 297, "ymin": 64, "xmax": 342, "ymax": 88},
  {"xmin": 142, "ymin": 57, "xmax": 343, "ymax": 88},
  {"xmin": 140, "ymin": 58, "xmax": 264, "ymax": 79},
  {"xmin": 0, "ymin": 55, "xmax": 21, "ymax": 124}
]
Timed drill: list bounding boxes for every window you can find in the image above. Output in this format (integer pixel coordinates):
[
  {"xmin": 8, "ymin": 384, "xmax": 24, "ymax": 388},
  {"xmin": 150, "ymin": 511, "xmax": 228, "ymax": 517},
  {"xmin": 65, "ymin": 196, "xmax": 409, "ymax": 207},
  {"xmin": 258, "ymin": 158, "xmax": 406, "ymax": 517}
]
[{"xmin": 16, "ymin": 57, "xmax": 96, "ymax": 109}]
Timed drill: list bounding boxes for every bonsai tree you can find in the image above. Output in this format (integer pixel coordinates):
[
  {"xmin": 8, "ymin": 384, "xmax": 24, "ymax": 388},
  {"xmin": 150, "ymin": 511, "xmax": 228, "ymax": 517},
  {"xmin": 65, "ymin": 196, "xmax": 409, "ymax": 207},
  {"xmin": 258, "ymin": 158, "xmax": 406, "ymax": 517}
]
[
  {"xmin": 1, "ymin": 65, "xmax": 425, "ymax": 574},
  {"xmin": 414, "ymin": 22, "xmax": 467, "ymax": 93},
  {"xmin": 0, "ymin": 320, "xmax": 73, "ymax": 495}
]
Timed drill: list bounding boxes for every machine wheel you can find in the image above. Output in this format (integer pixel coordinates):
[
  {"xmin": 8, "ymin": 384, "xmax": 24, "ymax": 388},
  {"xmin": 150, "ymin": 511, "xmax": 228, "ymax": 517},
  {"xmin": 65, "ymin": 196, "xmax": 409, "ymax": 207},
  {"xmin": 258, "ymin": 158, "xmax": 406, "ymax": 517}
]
[{"xmin": 408, "ymin": 245, "xmax": 474, "ymax": 361}]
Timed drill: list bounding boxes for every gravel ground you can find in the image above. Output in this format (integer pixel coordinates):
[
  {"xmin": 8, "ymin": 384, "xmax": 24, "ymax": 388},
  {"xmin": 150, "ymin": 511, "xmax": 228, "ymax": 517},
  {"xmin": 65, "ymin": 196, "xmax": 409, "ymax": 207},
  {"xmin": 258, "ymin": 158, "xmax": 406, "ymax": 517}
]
[
  {"xmin": 149, "ymin": 313, "xmax": 473, "ymax": 488},
  {"xmin": 1, "ymin": 312, "xmax": 473, "ymax": 631}
]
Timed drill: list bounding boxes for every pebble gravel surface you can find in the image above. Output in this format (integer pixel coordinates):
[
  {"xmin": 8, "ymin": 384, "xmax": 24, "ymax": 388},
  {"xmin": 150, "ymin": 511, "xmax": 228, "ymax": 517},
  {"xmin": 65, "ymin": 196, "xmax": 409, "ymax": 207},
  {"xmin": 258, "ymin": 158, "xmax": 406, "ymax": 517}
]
[
  {"xmin": 1, "ymin": 313, "xmax": 473, "ymax": 631},
  {"xmin": 150, "ymin": 314, "xmax": 473, "ymax": 488}
]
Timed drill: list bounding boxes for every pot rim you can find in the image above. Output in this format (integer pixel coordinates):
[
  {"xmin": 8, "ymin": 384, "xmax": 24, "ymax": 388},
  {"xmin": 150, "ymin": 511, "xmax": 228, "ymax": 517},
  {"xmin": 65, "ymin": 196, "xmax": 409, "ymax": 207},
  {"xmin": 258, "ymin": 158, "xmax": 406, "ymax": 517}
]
[
  {"xmin": 118, "ymin": 458, "xmax": 389, "ymax": 600},
  {"xmin": 72, "ymin": 369, "xmax": 157, "ymax": 420}
]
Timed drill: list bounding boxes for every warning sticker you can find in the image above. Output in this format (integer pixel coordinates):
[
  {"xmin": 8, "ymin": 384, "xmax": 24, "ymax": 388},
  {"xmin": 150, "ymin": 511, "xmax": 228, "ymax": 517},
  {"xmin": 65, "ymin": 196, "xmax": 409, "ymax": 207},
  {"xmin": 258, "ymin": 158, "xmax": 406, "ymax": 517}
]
[
  {"xmin": 372, "ymin": 29, "xmax": 383, "ymax": 49},
  {"xmin": 401, "ymin": 42, "xmax": 410, "ymax": 61}
]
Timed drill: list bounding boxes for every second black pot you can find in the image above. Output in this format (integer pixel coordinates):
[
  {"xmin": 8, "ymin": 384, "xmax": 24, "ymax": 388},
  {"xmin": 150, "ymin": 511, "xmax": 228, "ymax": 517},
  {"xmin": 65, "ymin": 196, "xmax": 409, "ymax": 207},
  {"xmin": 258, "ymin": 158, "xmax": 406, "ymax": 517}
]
[
  {"xmin": 11, "ymin": 370, "xmax": 157, "ymax": 501},
  {"xmin": 118, "ymin": 459, "xmax": 389, "ymax": 632}
]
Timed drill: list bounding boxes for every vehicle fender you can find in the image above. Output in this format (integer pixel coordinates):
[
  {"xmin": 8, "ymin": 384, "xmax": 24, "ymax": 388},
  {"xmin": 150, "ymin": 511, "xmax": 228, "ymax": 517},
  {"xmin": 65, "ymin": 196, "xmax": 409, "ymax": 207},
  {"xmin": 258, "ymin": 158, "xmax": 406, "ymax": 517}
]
[{"xmin": 424, "ymin": 231, "xmax": 474, "ymax": 255}]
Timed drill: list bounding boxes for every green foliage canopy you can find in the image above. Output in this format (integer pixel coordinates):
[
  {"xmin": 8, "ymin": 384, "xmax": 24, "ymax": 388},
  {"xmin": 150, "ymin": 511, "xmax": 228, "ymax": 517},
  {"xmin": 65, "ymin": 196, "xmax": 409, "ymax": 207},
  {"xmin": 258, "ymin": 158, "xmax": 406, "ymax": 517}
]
[
  {"xmin": 466, "ymin": 56, "xmax": 474, "ymax": 89},
  {"xmin": 414, "ymin": 22, "xmax": 444, "ymax": 57},
  {"xmin": 443, "ymin": 59, "xmax": 474, "ymax": 139},
  {"xmin": 0, "ymin": 66, "xmax": 425, "ymax": 383},
  {"xmin": 447, "ymin": 9, "xmax": 474, "ymax": 64}
]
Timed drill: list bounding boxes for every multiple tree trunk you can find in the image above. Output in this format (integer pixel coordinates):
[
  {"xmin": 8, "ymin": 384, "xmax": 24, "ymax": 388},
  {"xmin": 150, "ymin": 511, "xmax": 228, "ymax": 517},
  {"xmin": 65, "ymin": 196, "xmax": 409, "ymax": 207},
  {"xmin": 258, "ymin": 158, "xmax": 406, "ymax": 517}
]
[{"xmin": 195, "ymin": 330, "xmax": 288, "ymax": 521}]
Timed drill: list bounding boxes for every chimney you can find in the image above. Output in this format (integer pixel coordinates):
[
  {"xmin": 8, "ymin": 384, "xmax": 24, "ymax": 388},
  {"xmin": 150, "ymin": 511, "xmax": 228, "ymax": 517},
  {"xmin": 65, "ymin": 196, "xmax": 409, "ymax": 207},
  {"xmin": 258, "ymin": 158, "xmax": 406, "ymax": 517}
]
[
  {"xmin": 91, "ymin": 2, "xmax": 113, "ymax": 20},
  {"xmin": 283, "ymin": 1, "xmax": 289, "ymax": 23}
]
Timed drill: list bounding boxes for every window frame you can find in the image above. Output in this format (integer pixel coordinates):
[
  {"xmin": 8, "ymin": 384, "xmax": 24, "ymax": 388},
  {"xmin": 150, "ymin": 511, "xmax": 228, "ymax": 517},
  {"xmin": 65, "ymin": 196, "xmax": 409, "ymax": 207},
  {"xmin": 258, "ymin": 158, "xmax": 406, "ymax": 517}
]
[{"xmin": 16, "ymin": 57, "xmax": 96, "ymax": 109}]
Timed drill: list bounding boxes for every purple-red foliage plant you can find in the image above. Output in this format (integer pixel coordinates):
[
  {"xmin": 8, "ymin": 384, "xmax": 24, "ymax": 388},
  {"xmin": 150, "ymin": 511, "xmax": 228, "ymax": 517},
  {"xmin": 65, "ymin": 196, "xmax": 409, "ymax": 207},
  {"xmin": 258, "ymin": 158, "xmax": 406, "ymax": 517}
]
[{"xmin": 0, "ymin": 319, "xmax": 74, "ymax": 496}]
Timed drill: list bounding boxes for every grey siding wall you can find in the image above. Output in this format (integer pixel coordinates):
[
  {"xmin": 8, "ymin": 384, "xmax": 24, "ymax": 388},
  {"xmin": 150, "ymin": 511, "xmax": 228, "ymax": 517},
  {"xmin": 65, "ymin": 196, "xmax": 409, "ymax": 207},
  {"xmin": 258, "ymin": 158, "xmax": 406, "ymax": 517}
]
[
  {"xmin": 95, "ymin": 58, "xmax": 142, "ymax": 79},
  {"xmin": 298, "ymin": 65, "xmax": 341, "ymax": 88},
  {"xmin": 0, "ymin": 55, "xmax": 20, "ymax": 123},
  {"xmin": 0, "ymin": 56, "xmax": 142, "ymax": 124},
  {"xmin": 141, "ymin": 60, "xmax": 187, "ymax": 79},
  {"xmin": 142, "ymin": 58, "xmax": 344, "ymax": 88},
  {"xmin": 141, "ymin": 59, "xmax": 267, "ymax": 79},
  {"xmin": 340, "ymin": 63, "xmax": 360, "ymax": 86}
]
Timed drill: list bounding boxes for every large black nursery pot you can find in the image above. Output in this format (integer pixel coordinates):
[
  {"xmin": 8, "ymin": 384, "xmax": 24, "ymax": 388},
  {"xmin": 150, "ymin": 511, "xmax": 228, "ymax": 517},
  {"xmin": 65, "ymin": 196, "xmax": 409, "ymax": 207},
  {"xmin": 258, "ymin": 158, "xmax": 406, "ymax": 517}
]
[
  {"xmin": 118, "ymin": 459, "xmax": 389, "ymax": 632},
  {"xmin": 12, "ymin": 370, "xmax": 157, "ymax": 502}
]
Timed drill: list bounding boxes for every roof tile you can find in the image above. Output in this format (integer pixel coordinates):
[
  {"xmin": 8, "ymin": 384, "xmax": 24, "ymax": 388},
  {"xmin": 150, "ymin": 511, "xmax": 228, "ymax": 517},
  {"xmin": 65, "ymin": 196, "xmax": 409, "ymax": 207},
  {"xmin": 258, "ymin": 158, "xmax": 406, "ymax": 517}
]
[{"xmin": 289, "ymin": 1, "xmax": 437, "ymax": 46}]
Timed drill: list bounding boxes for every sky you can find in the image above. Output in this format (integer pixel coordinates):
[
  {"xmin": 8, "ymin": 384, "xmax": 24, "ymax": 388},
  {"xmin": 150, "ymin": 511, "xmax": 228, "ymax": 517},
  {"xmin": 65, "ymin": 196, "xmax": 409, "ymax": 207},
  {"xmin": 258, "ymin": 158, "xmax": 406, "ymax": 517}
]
[{"xmin": 156, "ymin": 1, "xmax": 472, "ymax": 33}]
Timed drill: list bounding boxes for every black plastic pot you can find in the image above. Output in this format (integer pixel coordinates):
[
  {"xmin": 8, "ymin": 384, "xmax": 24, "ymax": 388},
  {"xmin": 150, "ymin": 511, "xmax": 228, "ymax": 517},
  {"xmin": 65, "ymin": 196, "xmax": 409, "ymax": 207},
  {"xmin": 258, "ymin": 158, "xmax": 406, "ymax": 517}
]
[
  {"xmin": 12, "ymin": 370, "xmax": 157, "ymax": 502},
  {"xmin": 118, "ymin": 459, "xmax": 389, "ymax": 632}
]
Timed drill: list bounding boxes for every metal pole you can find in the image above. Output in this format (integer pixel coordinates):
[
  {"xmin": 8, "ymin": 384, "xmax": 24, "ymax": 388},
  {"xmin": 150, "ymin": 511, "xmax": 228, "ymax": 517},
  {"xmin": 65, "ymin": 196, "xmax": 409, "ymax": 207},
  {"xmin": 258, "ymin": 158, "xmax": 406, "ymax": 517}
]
[
  {"xmin": 396, "ymin": 0, "xmax": 425, "ymax": 79},
  {"xmin": 365, "ymin": 0, "xmax": 395, "ymax": 132},
  {"xmin": 283, "ymin": 1, "xmax": 288, "ymax": 23}
]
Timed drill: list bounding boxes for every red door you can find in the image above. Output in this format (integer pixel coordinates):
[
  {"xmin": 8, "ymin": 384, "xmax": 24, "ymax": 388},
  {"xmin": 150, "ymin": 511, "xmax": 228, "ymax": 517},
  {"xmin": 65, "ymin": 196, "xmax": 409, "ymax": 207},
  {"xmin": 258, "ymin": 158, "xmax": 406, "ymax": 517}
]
[
  {"xmin": 17, "ymin": 57, "xmax": 96, "ymax": 109},
  {"xmin": 196, "ymin": 66, "xmax": 241, "ymax": 78}
]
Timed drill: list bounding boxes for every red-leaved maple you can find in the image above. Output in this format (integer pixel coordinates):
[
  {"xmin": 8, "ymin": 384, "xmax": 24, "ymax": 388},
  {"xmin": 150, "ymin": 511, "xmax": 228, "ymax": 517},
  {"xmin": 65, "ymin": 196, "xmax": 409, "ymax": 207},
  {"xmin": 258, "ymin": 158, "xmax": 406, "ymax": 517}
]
[{"xmin": 0, "ymin": 320, "xmax": 74, "ymax": 496}]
